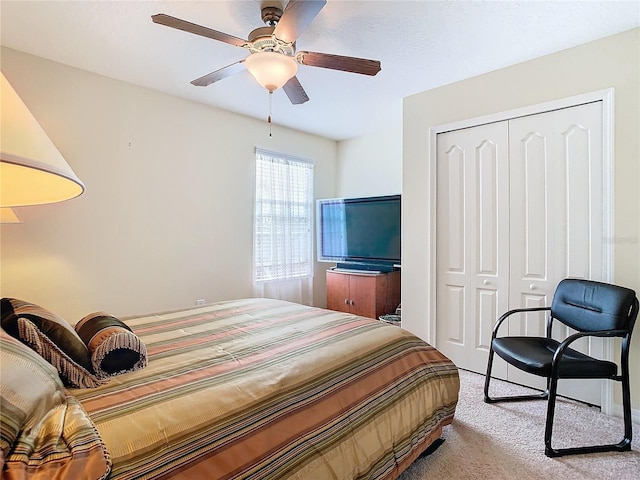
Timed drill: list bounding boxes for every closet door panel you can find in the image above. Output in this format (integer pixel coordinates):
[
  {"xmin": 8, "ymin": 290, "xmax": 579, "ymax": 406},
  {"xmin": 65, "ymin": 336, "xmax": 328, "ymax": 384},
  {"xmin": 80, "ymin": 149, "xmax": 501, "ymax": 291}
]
[
  {"xmin": 510, "ymin": 111, "xmax": 557, "ymax": 314},
  {"xmin": 446, "ymin": 145, "xmax": 466, "ymax": 274},
  {"xmin": 509, "ymin": 110, "xmax": 563, "ymax": 391},
  {"xmin": 438, "ymin": 141, "xmax": 468, "ymax": 349},
  {"xmin": 508, "ymin": 102, "xmax": 604, "ymax": 404},
  {"xmin": 555, "ymin": 103, "xmax": 606, "ymax": 386},
  {"xmin": 476, "ymin": 139, "xmax": 504, "ymax": 354},
  {"xmin": 436, "ymin": 122, "xmax": 509, "ymax": 377}
]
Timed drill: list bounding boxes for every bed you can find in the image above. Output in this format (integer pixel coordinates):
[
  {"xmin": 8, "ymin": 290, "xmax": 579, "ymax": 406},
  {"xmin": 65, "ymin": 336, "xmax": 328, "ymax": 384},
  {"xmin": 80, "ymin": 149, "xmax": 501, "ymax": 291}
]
[{"xmin": 1, "ymin": 298, "xmax": 459, "ymax": 480}]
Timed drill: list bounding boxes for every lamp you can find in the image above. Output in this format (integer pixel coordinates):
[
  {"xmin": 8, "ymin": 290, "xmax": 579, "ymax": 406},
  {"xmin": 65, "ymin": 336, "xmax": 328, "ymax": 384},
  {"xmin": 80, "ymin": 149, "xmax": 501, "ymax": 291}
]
[
  {"xmin": 245, "ymin": 52, "xmax": 298, "ymax": 92},
  {"xmin": 1, "ymin": 72, "xmax": 85, "ymax": 208},
  {"xmin": 0, "ymin": 208, "xmax": 21, "ymax": 224}
]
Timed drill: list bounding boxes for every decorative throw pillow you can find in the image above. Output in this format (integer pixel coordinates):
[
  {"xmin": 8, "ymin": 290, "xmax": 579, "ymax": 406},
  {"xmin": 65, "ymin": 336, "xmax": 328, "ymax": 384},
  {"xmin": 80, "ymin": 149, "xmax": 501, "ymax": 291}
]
[
  {"xmin": 0, "ymin": 328, "xmax": 65, "ymax": 458},
  {"xmin": 0, "ymin": 329, "xmax": 111, "ymax": 480},
  {"xmin": 75, "ymin": 312, "xmax": 148, "ymax": 379},
  {"xmin": 0, "ymin": 298, "xmax": 103, "ymax": 388}
]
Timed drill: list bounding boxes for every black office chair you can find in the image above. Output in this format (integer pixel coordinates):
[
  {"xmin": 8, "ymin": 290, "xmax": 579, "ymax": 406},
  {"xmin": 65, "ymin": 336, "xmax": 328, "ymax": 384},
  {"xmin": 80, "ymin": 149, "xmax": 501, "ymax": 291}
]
[{"xmin": 484, "ymin": 278, "xmax": 639, "ymax": 457}]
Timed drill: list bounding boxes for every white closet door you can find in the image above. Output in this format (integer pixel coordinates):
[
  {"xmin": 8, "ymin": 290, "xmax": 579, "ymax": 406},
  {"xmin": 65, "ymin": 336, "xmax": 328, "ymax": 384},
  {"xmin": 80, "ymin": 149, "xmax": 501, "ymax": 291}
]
[
  {"xmin": 508, "ymin": 101, "xmax": 604, "ymax": 405},
  {"xmin": 436, "ymin": 121, "xmax": 510, "ymax": 378},
  {"xmin": 436, "ymin": 101, "xmax": 605, "ymax": 406}
]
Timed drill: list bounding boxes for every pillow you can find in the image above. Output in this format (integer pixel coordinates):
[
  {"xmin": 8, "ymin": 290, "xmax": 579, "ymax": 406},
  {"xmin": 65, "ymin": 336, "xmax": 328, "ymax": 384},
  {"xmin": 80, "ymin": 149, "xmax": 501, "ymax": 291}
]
[
  {"xmin": 75, "ymin": 312, "xmax": 148, "ymax": 379},
  {"xmin": 0, "ymin": 298, "xmax": 103, "ymax": 388},
  {"xmin": 0, "ymin": 329, "xmax": 65, "ymax": 459},
  {"xmin": 0, "ymin": 329, "xmax": 111, "ymax": 480}
]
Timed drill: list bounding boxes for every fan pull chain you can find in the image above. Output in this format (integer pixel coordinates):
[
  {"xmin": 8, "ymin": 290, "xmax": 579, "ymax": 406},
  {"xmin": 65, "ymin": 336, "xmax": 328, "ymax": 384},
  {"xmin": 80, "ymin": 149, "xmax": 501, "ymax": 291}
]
[{"xmin": 268, "ymin": 90, "xmax": 273, "ymax": 138}]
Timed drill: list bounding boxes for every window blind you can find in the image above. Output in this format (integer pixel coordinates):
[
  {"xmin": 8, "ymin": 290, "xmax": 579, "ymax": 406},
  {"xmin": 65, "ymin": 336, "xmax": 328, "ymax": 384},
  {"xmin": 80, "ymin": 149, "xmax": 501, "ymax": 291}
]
[{"xmin": 254, "ymin": 149, "xmax": 314, "ymax": 282}]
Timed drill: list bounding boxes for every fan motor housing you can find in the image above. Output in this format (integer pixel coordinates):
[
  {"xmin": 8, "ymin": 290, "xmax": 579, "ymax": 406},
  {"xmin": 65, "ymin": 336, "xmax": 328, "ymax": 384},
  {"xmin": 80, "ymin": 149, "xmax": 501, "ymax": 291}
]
[
  {"xmin": 248, "ymin": 26, "xmax": 275, "ymax": 43},
  {"xmin": 248, "ymin": 26, "xmax": 295, "ymax": 56}
]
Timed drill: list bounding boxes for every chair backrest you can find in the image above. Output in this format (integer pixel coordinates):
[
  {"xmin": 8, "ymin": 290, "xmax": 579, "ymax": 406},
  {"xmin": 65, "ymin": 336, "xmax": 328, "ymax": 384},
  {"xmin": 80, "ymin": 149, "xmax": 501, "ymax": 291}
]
[{"xmin": 551, "ymin": 278, "xmax": 638, "ymax": 333}]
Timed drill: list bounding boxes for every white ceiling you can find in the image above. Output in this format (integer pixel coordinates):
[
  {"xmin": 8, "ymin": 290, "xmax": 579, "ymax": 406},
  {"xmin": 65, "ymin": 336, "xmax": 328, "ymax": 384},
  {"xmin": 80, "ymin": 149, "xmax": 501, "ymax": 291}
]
[{"xmin": 1, "ymin": 1, "xmax": 638, "ymax": 141}]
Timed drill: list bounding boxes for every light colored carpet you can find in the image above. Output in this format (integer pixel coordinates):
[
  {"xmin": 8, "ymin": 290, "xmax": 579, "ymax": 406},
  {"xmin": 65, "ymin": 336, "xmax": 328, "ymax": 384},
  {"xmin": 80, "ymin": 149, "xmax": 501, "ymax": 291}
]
[{"xmin": 398, "ymin": 369, "xmax": 640, "ymax": 480}]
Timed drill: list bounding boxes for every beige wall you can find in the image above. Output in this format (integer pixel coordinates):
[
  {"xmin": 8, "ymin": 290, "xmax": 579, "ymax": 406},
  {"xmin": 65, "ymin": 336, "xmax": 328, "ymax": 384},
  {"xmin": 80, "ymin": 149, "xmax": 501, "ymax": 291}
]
[
  {"xmin": 0, "ymin": 47, "xmax": 338, "ymax": 320},
  {"xmin": 335, "ymin": 110, "xmax": 402, "ymax": 198},
  {"xmin": 402, "ymin": 29, "xmax": 640, "ymax": 411}
]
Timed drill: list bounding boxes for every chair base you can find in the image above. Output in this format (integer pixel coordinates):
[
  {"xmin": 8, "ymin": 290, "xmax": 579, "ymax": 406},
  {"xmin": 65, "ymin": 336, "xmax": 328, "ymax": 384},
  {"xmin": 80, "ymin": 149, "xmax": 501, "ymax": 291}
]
[
  {"xmin": 484, "ymin": 367, "xmax": 633, "ymax": 458},
  {"xmin": 484, "ymin": 390, "xmax": 548, "ymax": 404},
  {"xmin": 484, "ymin": 364, "xmax": 632, "ymax": 458},
  {"xmin": 545, "ymin": 438, "xmax": 631, "ymax": 458}
]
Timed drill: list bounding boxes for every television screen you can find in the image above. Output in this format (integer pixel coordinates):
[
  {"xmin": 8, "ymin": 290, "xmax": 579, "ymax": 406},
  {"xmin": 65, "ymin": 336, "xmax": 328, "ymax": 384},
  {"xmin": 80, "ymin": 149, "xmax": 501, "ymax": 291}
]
[{"xmin": 316, "ymin": 195, "xmax": 401, "ymax": 267}]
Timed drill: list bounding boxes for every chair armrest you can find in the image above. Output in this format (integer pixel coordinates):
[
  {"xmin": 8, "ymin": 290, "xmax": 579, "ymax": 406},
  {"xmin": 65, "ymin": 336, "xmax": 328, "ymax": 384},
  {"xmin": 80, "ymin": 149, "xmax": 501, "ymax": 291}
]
[
  {"xmin": 492, "ymin": 306, "xmax": 551, "ymax": 338},
  {"xmin": 551, "ymin": 329, "xmax": 629, "ymax": 370}
]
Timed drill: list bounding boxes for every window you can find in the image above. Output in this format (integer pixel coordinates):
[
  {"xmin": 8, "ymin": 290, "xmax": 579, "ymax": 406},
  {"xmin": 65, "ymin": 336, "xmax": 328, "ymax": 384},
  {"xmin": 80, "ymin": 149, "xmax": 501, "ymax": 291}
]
[{"xmin": 254, "ymin": 149, "xmax": 314, "ymax": 282}]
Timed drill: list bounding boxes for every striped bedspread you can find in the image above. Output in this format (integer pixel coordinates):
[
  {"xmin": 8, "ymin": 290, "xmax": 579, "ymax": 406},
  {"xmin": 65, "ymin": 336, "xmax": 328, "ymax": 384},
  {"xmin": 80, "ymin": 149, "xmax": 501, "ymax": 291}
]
[{"xmin": 70, "ymin": 298, "xmax": 459, "ymax": 480}]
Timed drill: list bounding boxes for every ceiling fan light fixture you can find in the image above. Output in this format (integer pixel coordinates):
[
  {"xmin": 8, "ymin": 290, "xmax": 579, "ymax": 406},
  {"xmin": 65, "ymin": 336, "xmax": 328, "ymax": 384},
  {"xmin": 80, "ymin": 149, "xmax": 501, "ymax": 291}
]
[{"xmin": 245, "ymin": 51, "xmax": 298, "ymax": 92}]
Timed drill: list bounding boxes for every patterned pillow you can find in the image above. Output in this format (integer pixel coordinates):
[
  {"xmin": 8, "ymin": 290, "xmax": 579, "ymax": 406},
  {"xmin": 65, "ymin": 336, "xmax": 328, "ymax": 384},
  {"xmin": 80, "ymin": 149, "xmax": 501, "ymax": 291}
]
[
  {"xmin": 0, "ymin": 329, "xmax": 64, "ymax": 458},
  {"xmin": 0, "ymin": 298, "xmax": 103, "ymax": 388},
  {"xmin": 0, "ymin": 328, "xmax": 111, "ymax": 479},
  {"xmin": 75, "ymin": 312, "xmax": 148, "ymax": 379}
]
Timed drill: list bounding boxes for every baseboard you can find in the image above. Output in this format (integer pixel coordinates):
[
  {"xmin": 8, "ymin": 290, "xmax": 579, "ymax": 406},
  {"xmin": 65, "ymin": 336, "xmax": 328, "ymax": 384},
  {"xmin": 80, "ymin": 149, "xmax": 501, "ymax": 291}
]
[{"xmin": 610, "ymin": 403, "xmax": 640, "ymax": 424}]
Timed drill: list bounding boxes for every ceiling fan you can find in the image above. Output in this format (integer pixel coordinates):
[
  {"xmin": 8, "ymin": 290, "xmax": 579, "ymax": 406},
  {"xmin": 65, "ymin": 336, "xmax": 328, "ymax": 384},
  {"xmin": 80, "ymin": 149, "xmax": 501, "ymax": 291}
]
[{"xmin": 151, "ymin": 0, "xmax": 381, "ymax": 105}]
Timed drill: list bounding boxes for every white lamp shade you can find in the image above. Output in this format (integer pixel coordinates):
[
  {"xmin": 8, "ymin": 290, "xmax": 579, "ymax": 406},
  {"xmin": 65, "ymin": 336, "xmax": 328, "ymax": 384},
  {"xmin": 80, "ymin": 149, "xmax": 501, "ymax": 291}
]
[
  {"xmin": 1, "ymin": 72, "xmax": 85, "ymax": 207},
  {"xmin": 245, "ymin": 52, "xmax": 298, "ymax": 92}
]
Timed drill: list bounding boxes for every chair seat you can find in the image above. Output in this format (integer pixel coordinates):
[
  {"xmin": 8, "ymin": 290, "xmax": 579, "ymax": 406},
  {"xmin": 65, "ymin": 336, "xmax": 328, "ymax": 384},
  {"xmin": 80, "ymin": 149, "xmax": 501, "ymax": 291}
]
[{"xmin": 492, "ymin": 337, "xmax": 618, "ymax": 378}]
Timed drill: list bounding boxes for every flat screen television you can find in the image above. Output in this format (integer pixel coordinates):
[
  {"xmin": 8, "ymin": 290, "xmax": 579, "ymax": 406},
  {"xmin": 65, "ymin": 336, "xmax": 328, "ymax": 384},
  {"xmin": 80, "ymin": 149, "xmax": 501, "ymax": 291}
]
[{"xmin": 316, "ymin": 194, "xmax": 401, "ymax": 271}]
